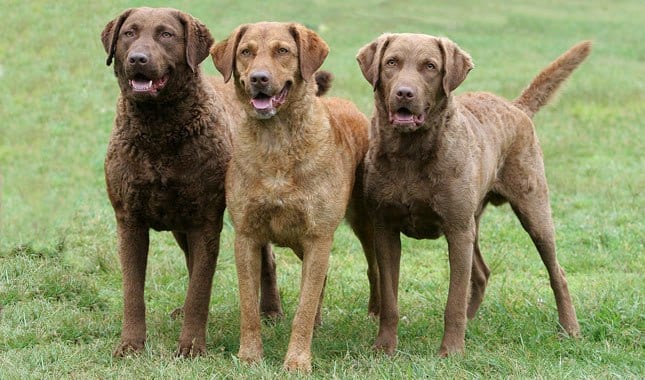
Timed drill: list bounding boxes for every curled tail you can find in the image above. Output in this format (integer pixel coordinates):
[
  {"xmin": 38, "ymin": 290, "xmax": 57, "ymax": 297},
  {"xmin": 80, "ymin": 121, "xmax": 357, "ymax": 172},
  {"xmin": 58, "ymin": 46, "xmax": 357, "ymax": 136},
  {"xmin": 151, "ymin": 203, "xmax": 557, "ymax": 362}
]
[
  {"xmin": 315, "ymin": 70, "xmax": 333, "ymax": 96},
  {"xmin": 514, "ymin": 41, "xmax": 592, "ymax": 118}
]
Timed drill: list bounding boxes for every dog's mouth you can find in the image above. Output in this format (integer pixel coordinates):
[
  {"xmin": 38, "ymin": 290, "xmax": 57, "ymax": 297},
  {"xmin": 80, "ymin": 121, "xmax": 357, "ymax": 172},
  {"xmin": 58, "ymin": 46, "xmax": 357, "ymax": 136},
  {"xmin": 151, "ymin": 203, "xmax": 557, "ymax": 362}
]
[
  {"xmin": 250, "ymin": 82, "xmax": 291, "ymax": 119},
  {"xmin": 389, "ymin": 107, "xmax": 426, "ymax": 127},
  {"xmin": 128, "ymin": 73, "xmax": 169, "ymax": 94}
]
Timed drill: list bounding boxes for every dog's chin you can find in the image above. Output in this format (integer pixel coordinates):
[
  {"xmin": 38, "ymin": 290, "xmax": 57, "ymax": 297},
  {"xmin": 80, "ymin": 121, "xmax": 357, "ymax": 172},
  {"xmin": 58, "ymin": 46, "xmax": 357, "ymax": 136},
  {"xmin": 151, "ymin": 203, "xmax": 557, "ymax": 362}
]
[{"xmin": 249, "ymin": 82, "xmax": 291, "ymax": 120}]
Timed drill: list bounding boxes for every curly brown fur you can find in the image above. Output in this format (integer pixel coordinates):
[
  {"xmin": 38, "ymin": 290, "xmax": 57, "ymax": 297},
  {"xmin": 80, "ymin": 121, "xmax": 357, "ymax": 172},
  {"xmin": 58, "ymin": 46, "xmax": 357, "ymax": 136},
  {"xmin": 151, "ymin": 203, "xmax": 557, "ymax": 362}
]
[
  {"xmin": 357, "ymin": 34, "xmax": 590, "ymax": 357},
  {"xmin": 101, "ymin": 7, "xmax": 281, "ymax": 358}
]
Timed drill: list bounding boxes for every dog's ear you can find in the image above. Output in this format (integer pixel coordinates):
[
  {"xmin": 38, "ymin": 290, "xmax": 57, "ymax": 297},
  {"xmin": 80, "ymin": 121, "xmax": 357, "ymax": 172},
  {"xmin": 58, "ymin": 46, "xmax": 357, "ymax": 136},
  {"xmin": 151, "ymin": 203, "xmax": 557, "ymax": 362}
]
[
  {"xmin": 438, "ymin": 37, "xmax": 473, "ymax": 96},
  {"xmin": 289, "ymin": 24, "xmax": 329, "ymax": 82},
  {"xmin": 176, "ymin": 11, "xmax": 214, "ymax": 73},
  {"xmin": 101, "ymin": 8, "xmax": 134, "ymax": 66},
  {"xmin": 356, "ymin": 33, "xmax": 392, "ymax": 90},
  {"xmin": 211, "ymin": 25, "xmax": 248, "ymax": 83}
]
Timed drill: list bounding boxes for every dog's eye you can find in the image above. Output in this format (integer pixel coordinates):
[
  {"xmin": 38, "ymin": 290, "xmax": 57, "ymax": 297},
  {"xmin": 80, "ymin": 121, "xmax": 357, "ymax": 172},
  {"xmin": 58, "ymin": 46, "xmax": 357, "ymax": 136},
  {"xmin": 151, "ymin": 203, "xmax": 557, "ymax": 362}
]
[
  {"xmin": 240, "ymin": 48, "xmax": 251, "ymax": 57},
  {"xmin": 277, "ymin": 47, "xmax": 289, "ymax": 55},
  {"xmin": 385, "ymin": 58, "xmax": 397, "ymax": 66},
  {"xmin": 124, "ymin": 30, "xmax": 135, "ymax": 38},
  {"xmin": 427, "ymin": 62, "xmax": 436, "ymax": 70},
  {"xmin": 160, "ymin": 31, "xmax": 173, "ymax": 39}
]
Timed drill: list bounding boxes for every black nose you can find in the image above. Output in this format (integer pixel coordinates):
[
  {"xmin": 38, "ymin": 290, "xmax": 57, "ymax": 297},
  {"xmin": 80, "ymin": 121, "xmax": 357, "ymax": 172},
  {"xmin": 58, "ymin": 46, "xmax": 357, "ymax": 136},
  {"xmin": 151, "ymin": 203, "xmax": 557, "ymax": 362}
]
[
  {"xmin": 128, "ymin": 52, "xmax": 149, "ymax": 65},
  {"xmin": 396, "ymin": 86, "xmax": 415, "ymax": 99},
  {"xmin": 250, "ymin": 70, "xmax": 271, "ymax": 85}
]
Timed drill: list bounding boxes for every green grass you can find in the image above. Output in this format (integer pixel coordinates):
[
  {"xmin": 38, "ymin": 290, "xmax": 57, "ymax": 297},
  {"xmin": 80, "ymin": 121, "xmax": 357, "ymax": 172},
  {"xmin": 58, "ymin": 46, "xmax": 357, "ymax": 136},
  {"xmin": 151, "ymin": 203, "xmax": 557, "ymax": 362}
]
[{"xmin": 1, "ymin": 0, "xmax": 643, "ymax": 378}]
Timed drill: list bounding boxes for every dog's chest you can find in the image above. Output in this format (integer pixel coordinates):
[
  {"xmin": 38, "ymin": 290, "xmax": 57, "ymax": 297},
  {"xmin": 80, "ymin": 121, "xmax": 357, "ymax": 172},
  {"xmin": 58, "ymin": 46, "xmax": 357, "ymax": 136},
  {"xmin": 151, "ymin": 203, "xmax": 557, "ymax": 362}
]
[
  {"xmin": 367, "ymin": 161, "xmax": 444, "ymax": 239},
  {"xmin": 107, "ymin": 145, "xmax": 225, "ymax": 231},
  {"xmin": 381, "ymin": 198, "xmax": 444, "ymax": 240},
  {"xmin": 230, "ymin": 161, "xmax": 348, "ymax": 246}
]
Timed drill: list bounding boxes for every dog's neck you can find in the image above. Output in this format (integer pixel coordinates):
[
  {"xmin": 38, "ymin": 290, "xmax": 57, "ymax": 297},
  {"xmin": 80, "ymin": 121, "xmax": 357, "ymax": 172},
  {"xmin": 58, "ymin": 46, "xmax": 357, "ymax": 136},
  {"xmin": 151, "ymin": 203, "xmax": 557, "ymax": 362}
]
[{"xmin": 373, "ymin": 94, "xmax": 455, "ymax": 161}]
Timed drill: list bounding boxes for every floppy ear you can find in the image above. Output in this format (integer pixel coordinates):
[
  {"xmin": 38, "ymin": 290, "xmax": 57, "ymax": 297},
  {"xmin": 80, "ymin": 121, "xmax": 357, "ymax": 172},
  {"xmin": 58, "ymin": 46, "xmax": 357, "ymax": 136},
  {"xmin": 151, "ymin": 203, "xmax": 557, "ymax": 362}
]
[
  {"xmin": 438, "ymin": 37, "xmax": 474, "ymax": 96},
  {"xmin": 101, "ymin": 8, "xmax": 133, "ymax": 67},
  {"xmin": 177, "ymin": 11, "xmax": 214, "ymax": 73},
  {"xmin": 356, "ymin": 33, "xmax": 392, "ymax": 90},
  {"xmin": 211, "ymin": 25, "xmax": 248, "ymax": 83},
  {"xmin": 288, "ymin": 24, "xmax": 329, "ymax": 81}
]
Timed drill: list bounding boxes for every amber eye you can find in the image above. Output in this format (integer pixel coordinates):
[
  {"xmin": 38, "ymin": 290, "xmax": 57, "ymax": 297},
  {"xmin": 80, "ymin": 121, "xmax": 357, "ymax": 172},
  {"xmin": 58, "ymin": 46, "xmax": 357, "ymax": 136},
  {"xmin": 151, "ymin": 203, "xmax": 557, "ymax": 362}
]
[
  {"xmin": 277, "ymin": 47, "xmax": 289, "ymax": 54},
  {"xmin": 124, "ymin": 30, "xmax": 134, "ymax": 37},
  {"xmin": 160, "ymin": 31, "xmax": 173, "ymax": 38},
  {"xmin": 240, "ymin": 48, "xmax": 251, "ymax": 56}
]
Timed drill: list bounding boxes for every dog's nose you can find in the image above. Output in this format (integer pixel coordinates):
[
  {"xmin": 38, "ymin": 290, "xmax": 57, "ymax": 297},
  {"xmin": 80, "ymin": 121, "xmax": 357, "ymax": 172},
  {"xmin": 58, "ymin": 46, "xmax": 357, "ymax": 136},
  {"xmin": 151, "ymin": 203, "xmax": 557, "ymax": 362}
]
[
  {"xmin": 250, "ymin": 70, "xmax": 271, "ymax": 85},
  {"xmin": 128, "ymin": 52, "xmax": 149, "ymax": 65},
  {"xmin": 396, "ymin": 86, "xmax": 415, "ymax": 100}
]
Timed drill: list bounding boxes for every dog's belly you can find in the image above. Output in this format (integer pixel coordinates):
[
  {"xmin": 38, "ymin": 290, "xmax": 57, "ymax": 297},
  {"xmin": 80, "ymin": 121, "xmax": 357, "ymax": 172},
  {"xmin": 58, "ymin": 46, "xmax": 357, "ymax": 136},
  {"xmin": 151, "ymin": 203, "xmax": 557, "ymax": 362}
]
[{"xmin": 381, "ymin": 201, "xmax": 444, "ymax": 240}]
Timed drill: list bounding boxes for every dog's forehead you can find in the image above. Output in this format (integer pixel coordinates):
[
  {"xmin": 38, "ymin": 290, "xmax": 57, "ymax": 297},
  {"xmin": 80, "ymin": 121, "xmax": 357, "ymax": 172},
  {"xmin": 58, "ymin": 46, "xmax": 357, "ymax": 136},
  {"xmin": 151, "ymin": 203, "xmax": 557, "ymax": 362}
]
[
  {"xmin": 241, "ymin": 22, "xmax": 296, "ymax": 45},
  {"xmin": 123, "ymin": 7, "xmax": 184, "ymax": 31},
  {"xmin": 387, "ymin": 34, "xmax": 442, "ymax": 58}
]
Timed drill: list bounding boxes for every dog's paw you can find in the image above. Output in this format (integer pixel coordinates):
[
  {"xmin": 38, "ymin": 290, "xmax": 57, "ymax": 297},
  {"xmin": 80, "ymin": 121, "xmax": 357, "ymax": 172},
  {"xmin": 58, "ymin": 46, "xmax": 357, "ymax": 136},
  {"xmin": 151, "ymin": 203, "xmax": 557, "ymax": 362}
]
[
  {"xmin": 238, "ymin": 345, "xmax": 263, "ymax": 364},
  {"xmin": 112, "ymin": 339, "xmax": 145, "ymax": 357},
  {"xmin": 260, "ymin": 309, "xmax": 284, "ymax": 325},
  {"xmin": 283, "ymin": 352, "xmax": 312, "ymax": 373},
  {"xmin": 437, "ymin": 342, "xmax": 465, "ymax": 358},
  {"xmin": 373, "ymin": 334, "xmax": 397, "ymax": 355},
  {"xmin": 175, "ymin": 338, "xmax": 206, "ymax": 358},
  {"xmin": 169, "ymin": 307, "xmax": 184, "ymax": 320}
]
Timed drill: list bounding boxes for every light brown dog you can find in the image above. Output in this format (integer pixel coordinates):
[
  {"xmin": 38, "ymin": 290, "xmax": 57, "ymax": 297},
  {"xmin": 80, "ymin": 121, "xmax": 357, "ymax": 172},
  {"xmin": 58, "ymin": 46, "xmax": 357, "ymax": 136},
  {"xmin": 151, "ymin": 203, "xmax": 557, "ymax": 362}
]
[
  {"xmin": 211, "ymin": 22, "xmax": 379, "ymax": 372},
  {"xmin": 357, "ymin": 34, "xmax": 590, "ymax": 356},
  {"xmin": 101, "ymin": 7, "xmax": 282, "ymax": 357}
]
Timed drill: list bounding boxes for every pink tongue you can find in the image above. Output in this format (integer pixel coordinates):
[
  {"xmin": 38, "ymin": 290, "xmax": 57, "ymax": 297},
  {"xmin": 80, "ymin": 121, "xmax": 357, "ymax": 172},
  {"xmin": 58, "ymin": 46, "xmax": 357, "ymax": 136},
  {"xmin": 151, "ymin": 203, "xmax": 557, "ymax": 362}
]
[
  {"xmin": 251, "ymin": 97, "xmax": 272, "ymax": 110},
  {"xmin": 395, "ymin": 112, "xmax": 414, "ymax": 122},
  {"xmin": 132, "ymin": 79, "xmax": 153, "ymax": 91}
]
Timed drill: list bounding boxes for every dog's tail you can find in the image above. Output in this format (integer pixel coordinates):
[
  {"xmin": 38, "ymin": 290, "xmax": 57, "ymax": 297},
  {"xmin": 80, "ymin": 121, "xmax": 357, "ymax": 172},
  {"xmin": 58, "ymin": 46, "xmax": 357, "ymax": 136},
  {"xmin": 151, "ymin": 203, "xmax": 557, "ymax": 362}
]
[
  {"xmin": 514, "ymin": 41, "xmax": 592, "ymax": 118},
  {"xmin": 315, "ymin": 70, "xmax": 333, "ymax": 96}
]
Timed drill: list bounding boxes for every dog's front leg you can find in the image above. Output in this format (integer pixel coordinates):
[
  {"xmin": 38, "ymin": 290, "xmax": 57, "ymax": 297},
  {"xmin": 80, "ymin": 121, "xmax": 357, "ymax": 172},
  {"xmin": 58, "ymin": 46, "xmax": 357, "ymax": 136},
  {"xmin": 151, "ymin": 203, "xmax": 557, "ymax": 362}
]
[
  {"xmin": 372, "ymin": 223, "xmax": 402, "ymax": 355},
  {"xmin": 439, "ymin": 223, "xmax": 476, "ymax": 357},
  {"xmin": 235, "ymin": 234, "xmax": 264, "ymax": 364},
  {"xmin": 283, "ymin": 236, "xmax": 332, "ymax": 373},
  {"xmin": 176, "ymin": 223, "xmax": 222, "ymax": 357},
  {"xmin": 113, "ymin": 221, "xmax": 149, "ymax": 357}
]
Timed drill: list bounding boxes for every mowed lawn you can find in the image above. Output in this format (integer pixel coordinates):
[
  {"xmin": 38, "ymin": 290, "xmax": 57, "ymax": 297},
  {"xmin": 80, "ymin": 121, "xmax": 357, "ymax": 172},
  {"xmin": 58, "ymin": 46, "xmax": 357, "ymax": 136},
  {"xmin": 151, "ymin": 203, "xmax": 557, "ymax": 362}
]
[{"xmin": 1, "ymin": 0, "xmax": 643, "ymax": 378}]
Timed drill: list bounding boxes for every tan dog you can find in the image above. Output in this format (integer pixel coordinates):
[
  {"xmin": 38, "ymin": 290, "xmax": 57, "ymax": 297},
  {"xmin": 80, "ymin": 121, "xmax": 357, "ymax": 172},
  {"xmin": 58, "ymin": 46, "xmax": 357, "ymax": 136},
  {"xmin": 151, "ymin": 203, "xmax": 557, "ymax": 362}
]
[
  {"xmin": 101, "ymin": 7, "xmax": 281, "ymax": 357},
  {"xmin": 211, "ymin": 22, "xmax": 379, "ymax": 372},
  {"xmin": 357, "ymin": 34, "xmax": 590, "ymax": 356}
]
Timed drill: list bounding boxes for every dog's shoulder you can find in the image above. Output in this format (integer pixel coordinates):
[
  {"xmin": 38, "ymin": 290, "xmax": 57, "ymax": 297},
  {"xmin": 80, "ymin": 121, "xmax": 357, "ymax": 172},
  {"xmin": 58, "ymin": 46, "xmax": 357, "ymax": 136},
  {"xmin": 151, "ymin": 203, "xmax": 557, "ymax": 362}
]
[{"xmin": 321, "ymin": 97, "xmax": 370, "ymax": 161}]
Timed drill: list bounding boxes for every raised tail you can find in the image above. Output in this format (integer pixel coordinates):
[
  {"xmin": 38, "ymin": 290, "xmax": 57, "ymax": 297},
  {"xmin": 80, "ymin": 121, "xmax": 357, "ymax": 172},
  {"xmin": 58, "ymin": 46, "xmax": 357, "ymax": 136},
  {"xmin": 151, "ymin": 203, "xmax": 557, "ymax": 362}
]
[
  {"xmin": 315, "ymin": 70, "xmax": 333, "ymax": 96},
  {"xmin": 514, "ymin": 41, "xmax": 592, "ymax": 118}
]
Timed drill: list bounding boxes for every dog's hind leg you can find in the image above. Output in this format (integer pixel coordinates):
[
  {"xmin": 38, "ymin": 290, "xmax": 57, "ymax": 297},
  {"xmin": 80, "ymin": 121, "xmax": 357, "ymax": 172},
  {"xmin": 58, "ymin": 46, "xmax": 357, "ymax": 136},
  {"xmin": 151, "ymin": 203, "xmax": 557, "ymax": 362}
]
[
  {"xmin": 260, "ymin": 244, "xmax": 284, "ymax": 320},
  {"xmin": 502, "ymin": 162, "xmax": 580, "ymax": 337},
  {"xmin": 468, "ymin": 214, "xmax": 490, "ymax": 319},
  {"xmin": 510, "ymin": 194, "xmax": 580, "ymax": 337},
  {"xmin": 347, "ymin": 201, "xmax": 380, "ymax": 318},
  {"xmin": 170, "ymin": 231, "xmax": 191, "ymax": 319}
]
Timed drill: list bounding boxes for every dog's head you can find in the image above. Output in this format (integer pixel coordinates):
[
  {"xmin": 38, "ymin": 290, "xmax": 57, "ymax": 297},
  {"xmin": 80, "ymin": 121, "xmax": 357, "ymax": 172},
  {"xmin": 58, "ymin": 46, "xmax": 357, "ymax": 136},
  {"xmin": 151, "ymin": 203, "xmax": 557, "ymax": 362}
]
[
  {"xmin": 357, "ymin": 33, "xmax": 473, "ymax": 133},
  {"xmin": 211, "ymin": 22, "xmax": 329, "ymax": 120},
  {"xmin": 101, "ymin": 7, "xmax": 213, "ymax": 101}
]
